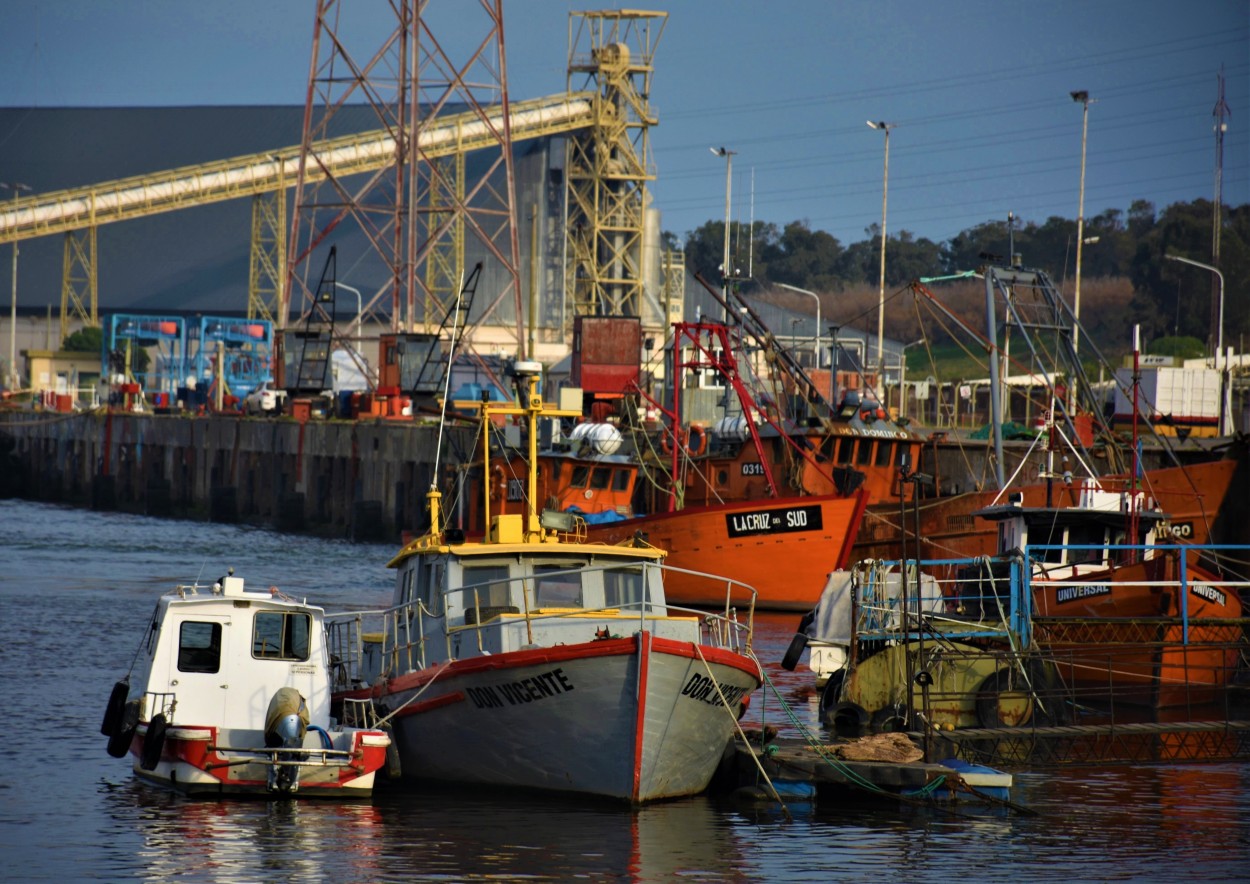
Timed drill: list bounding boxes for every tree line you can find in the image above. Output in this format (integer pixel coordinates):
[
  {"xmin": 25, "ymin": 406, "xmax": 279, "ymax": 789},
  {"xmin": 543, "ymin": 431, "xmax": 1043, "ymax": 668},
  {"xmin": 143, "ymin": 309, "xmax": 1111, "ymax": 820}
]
[{"xmin": 670, "ymin": 198, "xmax": 1249, "ymax": 355}]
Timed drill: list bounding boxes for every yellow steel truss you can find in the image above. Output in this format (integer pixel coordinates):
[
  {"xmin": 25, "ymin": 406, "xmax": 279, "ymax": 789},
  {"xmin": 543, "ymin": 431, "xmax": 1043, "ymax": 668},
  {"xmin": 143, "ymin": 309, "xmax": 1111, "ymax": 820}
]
[
  {"xmin": 60, "ymin": 228, "xmax": 97, "ymax": 341},
  {"xmin": 565, "ymin": 10, "xmax": 665, "ymax": 327},
  {"xmin": 248, "ymin": 189, "xmax": 286, "ymax": 323}
]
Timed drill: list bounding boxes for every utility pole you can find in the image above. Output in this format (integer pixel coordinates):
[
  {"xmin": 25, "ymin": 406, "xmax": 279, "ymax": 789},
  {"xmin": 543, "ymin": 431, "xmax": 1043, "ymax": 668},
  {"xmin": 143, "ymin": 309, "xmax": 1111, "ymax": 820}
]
[
  {"xmin": 3, "ymin": 182, "xmax": 31, "ymax": 391},
  {"xmin": 1211, "ymin": 68, "xmax": 1230, "ymax": 353},
  {"xmin": 867, "ymin": 121, "xmax": 894, "ymax": 404},
  {"xmin": 711, "ymin": 146, "xmax": 736, "ymax": 321}
]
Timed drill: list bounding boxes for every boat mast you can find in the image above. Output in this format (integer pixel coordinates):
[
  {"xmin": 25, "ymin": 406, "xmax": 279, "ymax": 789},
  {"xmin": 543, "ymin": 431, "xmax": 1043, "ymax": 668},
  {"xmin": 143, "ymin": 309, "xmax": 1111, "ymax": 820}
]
[{"xmin": 983, "ymin": 271, "xmax": 1006, "ymax": 489}]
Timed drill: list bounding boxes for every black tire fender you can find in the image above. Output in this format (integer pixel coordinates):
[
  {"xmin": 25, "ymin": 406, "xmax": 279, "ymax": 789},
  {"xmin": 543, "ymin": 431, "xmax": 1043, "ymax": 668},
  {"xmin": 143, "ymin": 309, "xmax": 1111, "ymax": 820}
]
[
  {"xmin": 106, "ymin": 699, "xmax": 140, "ymax": 758},
  {"xmin": 975, "ymin": 668, "xmax": 1035, "ymax": 728},
  {"xmin": 139, "ymin": 713, "xmax": 168, "ymax": 771},
  {"xmin": 101, "ymin": 681, "xmax": 129, "ymax": 737},
  {"xmin": 780, "ymin": 633, "xmax": 808, "ymax": 671},
  {"xmin": 828, "ymin": 700, "xmax": 870, "ymax": 735}
]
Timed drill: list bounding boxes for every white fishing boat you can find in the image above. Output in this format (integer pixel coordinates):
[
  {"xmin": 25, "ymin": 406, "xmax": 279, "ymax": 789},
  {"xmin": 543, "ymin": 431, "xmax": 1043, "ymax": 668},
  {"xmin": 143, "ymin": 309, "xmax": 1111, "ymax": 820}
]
[
  {"xmin": 329, "ymin": 362, "xmax": 763, "ymax": 803},
  {"xmin": 101, "ymin": 573, "xmax": 391, "ymax": 797}
]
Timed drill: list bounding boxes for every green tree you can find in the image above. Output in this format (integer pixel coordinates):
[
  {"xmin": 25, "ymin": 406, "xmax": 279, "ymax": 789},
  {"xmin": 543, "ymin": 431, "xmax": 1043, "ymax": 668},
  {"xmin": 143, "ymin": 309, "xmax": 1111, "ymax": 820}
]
[
  {"xmin": 62, "ymin": 325, "xmax": 103, "ymax": 354},
  {"xmin": 67, "ymin": 324, "xmax": 151, "ymax": 375}
]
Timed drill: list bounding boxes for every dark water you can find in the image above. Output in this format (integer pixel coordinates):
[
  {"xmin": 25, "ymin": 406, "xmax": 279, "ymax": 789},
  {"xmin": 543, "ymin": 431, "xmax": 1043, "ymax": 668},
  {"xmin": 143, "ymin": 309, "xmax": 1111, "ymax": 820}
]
[{"xmin": 2, "ymin": 499, "xmax": 1248, "ymax": 882}]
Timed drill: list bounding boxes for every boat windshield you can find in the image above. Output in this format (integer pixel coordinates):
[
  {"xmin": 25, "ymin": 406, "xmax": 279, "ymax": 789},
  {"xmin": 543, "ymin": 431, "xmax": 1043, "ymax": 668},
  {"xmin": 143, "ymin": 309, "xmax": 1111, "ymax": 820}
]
[
  {"xmin": 253, "ymin": 611, "xmax": 311, "ymax": 661},
  {"xmin": 534, "ymin": 564, "xmax": 584, "ymax": 608},
  {"xmin": 604, "ymin": 566, "xmax": 648, "ymax": 609}
]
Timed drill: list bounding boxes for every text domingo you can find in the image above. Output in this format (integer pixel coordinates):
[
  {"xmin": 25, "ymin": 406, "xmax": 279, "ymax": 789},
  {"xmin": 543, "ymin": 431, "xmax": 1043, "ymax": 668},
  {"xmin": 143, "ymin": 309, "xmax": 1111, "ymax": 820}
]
[
  {"xmin": 681, "ymin": 673, "xmax": 750, "ymax": 707},
  {"xmin": 466, "ymin": 668, "xmax": 574, "ymax": 709}
]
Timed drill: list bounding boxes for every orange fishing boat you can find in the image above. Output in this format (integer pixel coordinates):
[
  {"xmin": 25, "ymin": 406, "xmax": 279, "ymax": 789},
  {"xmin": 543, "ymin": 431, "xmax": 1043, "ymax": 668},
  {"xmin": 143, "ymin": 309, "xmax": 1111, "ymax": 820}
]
[
  {"xmin": 478, "ymin": 437, "xmax": 868, "ymax": 611},
  {"xmin": 968, "ymin": 481, "xmax": 1245, "ymax": 708}
]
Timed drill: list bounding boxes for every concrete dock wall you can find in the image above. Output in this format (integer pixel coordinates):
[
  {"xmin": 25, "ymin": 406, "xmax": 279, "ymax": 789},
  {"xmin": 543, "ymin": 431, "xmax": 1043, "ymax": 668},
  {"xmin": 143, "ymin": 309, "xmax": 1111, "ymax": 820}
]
[{"xmin": 1, "ymin": 410, "xmax": 477, "ymax": 542}]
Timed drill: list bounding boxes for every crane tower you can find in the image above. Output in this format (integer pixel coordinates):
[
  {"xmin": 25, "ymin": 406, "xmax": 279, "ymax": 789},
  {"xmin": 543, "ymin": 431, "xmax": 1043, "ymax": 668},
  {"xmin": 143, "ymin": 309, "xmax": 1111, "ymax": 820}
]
[{"xmin": 565, "ymin": 10, "xmax": 667, "ymax": 328}]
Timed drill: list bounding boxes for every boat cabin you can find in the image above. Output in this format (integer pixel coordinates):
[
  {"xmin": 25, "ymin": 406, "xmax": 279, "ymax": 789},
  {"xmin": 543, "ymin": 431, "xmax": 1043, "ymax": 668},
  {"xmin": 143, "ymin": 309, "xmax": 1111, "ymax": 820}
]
[
  {"xmin": 138, "ymin": 575, "xmax": 333, "ymax": 731},
  {"xmin": 973, "ymin": 484, "xmax": 1166, "ymax": 576},
  {"xmin": 365, "ymin": 512, "xmax": 713, "ymax": 685}
]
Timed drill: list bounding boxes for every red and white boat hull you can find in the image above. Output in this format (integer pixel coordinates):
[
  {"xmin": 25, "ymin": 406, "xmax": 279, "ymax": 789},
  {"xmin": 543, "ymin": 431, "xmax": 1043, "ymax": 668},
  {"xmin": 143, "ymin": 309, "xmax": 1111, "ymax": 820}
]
[
  {"xmin": 368, "ymin": 632, "xmax": 760, "ymax": 802},
  {"xmin": 129, "ymin": 724, "xmax": 391, "ymax": 798}
]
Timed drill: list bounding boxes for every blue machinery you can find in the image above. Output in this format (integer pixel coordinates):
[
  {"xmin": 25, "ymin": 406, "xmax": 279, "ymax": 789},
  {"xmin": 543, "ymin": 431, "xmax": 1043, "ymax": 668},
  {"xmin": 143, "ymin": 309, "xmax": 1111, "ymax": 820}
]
[
  {"xmin": 103, "ymin": 314, "xmax": 273, "ymax": 404},
  {"xmin": 103, "ymin": 314, "xmax": 186, "ymax": 396},
  {"xmin": 193, "ymin": 316, "xmax": 273, "ymax": 401}
]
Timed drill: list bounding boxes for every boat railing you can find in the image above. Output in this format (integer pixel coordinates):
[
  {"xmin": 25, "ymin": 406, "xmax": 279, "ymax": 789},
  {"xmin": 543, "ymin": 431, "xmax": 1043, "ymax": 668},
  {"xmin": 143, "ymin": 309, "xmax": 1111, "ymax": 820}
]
[
  {"xmin": 324, "ymin": 561, "xmax": 758, "ymax": 684},
  {"xmin": 848, "ymin": 556, "xmax": 1030, "ymax": 646},
  {"xmin": 324, "ymin": 602, "xmax": 437, "ymax": 685},
  {"xmin": 325, "ymin": 613, "xmax": 366, "ymax": 692},
  {"xmin": 141, "ymin": 690, "xmax": 177, "ymax": 722},
  {"xmin": 1026, "ymin": 542, "xmax": 1250, "ymax": 645}
]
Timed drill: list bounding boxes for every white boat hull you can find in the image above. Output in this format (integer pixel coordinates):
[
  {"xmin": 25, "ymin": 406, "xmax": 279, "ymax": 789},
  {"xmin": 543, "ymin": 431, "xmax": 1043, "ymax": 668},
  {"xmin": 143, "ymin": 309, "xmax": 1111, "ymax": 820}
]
[{"xmin": 373, "ymin": 632, "xmax": 759, "ymax": 802}]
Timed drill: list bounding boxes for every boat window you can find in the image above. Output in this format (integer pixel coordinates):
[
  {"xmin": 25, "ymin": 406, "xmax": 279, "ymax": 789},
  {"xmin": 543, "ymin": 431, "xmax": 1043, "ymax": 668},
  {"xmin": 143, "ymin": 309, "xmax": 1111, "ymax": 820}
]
[
  {"xmin": 837, "ymin": 437, "xmax": 855, "ymax": 463},
  {"xmin": 612, "ymin": 469, "xmax": 630, "ymax": 493},
  {"xmin": 875, "ymin": 441, "xmax": 894, "ymax": 468},
  {"xmin": 570, "ymin": 466, "xmax": 590, "ymax": 488},
  {"xmin": 590, "ymin": 468, "xmax": 610, "ymax": 491},
  {"xmin": 535, "ymin": 564, "xmax": 584, "ymax": 608},
  {"xmin": 604, "ymin": 566, "xmax": 647, "ymax": 609},
  {"xmin": 856, "ymin": 440, "xmax": 873, "ymax": 465},
  {"xmin": 462, "ymin": 565, "xmax": 512, "ymax": 612},
  {"xmin": 177, "ymin": 621, "xmax": 221, "ymax": 673},
  {"xmin": 1030, "ymin": 524, "xmax": 1065, "ymax": 564},
  {"xmin": 420, "ymin": 562, "xmax": 445, "ymax": 615},
  {"xmin": 253, "ymin": 611, "xmax": 311, "ymax": 661},
  {"xmin": 1066, "ymin": 524, "xmax": 1107, "ymax": 565}
]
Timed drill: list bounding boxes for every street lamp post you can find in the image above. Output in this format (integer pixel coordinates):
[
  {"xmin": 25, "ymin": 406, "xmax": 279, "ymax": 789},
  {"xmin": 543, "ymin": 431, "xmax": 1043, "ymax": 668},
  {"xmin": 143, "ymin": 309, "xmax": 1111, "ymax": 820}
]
[
  {"xmin": 1166, "ymin": 254, "xmax": 1227, "ymax": 434},
  {"xmin": 333, "ymin": 281, "xmax": 363, "ymax": 353},
  {"xmin": 867, "ymin": 121, "xmax": 894, "ymax": 403},
  {"xmin": 710, "ymin": 147, "xmax": 736, "ymax": 321},
  {"xmin": 2, "ymin": 182, "xmax": 31, "ymax": 391},
  {"xmin": 1070, "ymin": 91, "xmax": 1092, "ymax": 359},
  {"xmin": 775, "ymin": 282, "xmax": 821, "ymax": 368}
]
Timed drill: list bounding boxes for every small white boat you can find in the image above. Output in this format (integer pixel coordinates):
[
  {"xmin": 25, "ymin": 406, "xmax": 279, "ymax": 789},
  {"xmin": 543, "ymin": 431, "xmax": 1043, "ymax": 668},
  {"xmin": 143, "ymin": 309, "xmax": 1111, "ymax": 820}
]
[
  {"xmin": 102, "ymin": 573, "xmax": 391, "ymax": 797},
  {"xmin": 329, "ymin": 362, "xmax": 763, "ymax": 803}
]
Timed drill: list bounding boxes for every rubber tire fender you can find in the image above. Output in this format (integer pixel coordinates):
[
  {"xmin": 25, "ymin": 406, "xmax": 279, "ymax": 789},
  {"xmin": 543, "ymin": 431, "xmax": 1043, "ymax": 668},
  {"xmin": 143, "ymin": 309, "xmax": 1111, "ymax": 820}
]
[
  {"xmin": 975, "ymin": 668, "xmax": 1035, "ymax": 729},
  {"xmin": 828, "ymin": 700, "xmax": 869, "ymax": 736},
  {"xmin": 139, "ymin": 713, "xmax": 168, "ymax": 771},
  {"xmin": 101, "ymin": 681, "xmax": 129, "ymax": 737},
  {"xmin": 780, "ymin": 632, "xmax": 808, "ymax": 671},
  {"xmin": 818, "ymin": 668, "xmax": 846, "ymax": 715},
  {"xmin": 871, "ymin": 705, "xmax": 908, "ymax": 733},
  {"xmin": 106, "ymin": 699, "xmax": 140, "ymax": 758}
]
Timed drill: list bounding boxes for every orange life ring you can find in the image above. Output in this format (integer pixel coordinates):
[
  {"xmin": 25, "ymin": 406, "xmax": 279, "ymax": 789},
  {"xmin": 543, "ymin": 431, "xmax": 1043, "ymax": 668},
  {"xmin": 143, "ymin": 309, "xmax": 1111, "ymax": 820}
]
[
  {"xmin": 686, "ymin": 424, "xmax": 708, "ymax": 456},
  {"xmin": 488, "ymin": 463, "xmax": 506, "ymax": 502},
  {"xmin": 661, "ymin": 425, "xmax": 708, "ymax": 457}
]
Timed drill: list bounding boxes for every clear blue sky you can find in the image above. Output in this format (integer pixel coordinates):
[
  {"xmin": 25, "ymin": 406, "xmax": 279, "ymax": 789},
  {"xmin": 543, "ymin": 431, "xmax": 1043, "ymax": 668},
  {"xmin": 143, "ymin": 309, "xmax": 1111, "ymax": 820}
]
[{"xmin": 1, "ymin": 0, "xmax": 1246, "ymax": 251}]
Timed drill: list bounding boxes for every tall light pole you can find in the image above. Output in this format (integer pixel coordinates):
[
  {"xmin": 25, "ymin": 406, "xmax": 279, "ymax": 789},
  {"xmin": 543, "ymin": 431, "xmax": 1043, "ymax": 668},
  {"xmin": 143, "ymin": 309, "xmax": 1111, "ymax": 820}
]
[
  {"xmin": 710, "ymin": 146, "xmax": 736, "ymax": 320},
  {"xmin": 1070, "ymin": 91, "xmax": 1091, "ymax": 359},
  {"xmin": 775, "ymin": 282, "xmax": 821, "ymax": 367},
  {"xmin": 1166, "ymin": 254, "xmax": 1226, "ymax": 434},
  {"xmin": 867, "ymin": 121, "xmax": 894, "ymax": 403},
  {"xmin": 2, "ymin": 182, "xmax": 31, "ymax": 391},
  {"xmin": 333, "ymin": 281, "xmax": 363, "ymax": 352}
]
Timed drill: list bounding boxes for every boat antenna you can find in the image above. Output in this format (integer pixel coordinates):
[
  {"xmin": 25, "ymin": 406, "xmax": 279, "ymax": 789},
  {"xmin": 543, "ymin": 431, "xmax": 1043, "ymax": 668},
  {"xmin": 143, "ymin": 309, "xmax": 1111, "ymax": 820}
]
[{"xmin": 425, "ymin": 269, "xmax": 468, "ymax": 538}]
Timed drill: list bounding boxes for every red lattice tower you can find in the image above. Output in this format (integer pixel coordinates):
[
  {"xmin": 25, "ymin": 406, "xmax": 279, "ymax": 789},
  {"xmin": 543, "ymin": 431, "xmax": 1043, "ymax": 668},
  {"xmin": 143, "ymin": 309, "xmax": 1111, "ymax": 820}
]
[{"xmin": 282, "ymin": 0, "xmax": 522, "ymax": 349}]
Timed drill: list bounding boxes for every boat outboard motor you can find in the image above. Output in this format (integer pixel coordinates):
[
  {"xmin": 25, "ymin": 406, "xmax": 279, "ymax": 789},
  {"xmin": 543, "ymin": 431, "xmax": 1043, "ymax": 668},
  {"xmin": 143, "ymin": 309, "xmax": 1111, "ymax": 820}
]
[{"xmin": 264, "ymin": 686, "xmax": 310, "ymax": 793}]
